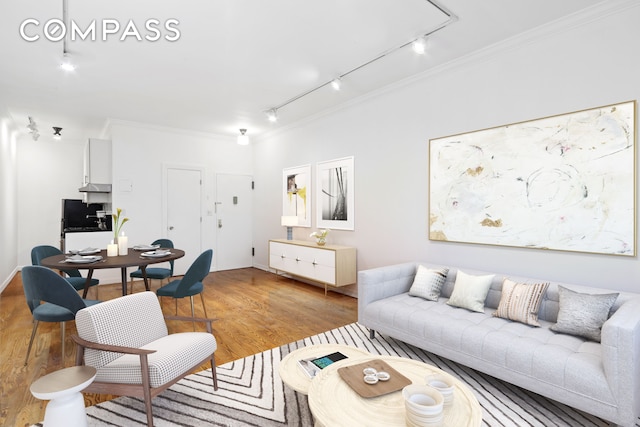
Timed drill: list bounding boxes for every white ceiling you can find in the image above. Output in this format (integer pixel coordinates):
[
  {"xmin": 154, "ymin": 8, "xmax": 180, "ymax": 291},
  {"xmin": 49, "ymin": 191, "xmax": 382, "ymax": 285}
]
[{"xmin": 1, "ymin": 0, "xmax": 605, "ymax": 142}]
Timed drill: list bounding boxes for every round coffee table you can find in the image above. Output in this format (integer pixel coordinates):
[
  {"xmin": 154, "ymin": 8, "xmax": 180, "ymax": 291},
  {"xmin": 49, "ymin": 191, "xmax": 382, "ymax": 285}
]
[
  {"xmin": 308, "ymin": 355, "xmax": 482, "ymax": 427},
  {"xmin": 279, "ymin": 344, "xmax": 371, "ymax": 395}
]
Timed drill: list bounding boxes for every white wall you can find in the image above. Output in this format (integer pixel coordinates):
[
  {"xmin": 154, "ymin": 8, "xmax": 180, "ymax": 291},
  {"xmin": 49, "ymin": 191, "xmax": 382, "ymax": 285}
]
[
  {"xmin": 0, "ymin": 110, "xmax": 18, "ymax": 291},
  {"xmin": 108, "ymin": 122, "xmax": 253, "ymax": 274},
  {"xmin": 253, "ymin": 3, "xmax": 640, "ymax": 293}
]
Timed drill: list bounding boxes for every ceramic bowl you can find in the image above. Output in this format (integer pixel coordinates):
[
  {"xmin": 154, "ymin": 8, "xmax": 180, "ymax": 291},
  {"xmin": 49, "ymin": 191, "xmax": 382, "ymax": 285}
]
[
  {"xmin": 376, "ymin": 371, "xmax": 390, "ymax": 381},
  {"xmin": 425, "ymin": 373, "xmax": 455, "ymax": 405},
  {"xmin": 363, "ymin": 367, "xmax": 377, "ymax": 376},
  {"xmin": 402, "ymin": 384, "xmax": 444, "ymax": 418},
  {"xmin": 363, "ymin": 374, "xmax": 379, "ymax": 385}
]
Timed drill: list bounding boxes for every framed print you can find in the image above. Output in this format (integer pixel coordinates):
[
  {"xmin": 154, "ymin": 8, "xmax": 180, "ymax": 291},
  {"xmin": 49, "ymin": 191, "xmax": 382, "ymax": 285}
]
[
  {"xmin": 283, "ymin": 164, "xmax": 311, "ymax": 227},
  {"xmin": 316, "ymin": 156, "xmax": 355, "ymax": 230},
  {"xmin": 429, "ymin": 100, "xmax": 636, "ymax": 256}
]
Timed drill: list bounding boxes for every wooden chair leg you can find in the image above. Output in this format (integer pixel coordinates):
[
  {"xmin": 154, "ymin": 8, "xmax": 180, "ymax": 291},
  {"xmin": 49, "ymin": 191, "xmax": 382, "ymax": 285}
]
[
  {"xmin": 210, "ymin": 354, "xmax": 218, "ymax": 391},
  {"xmin": 200, "ymin": 293, "xmax": 208, "ymax": 318},
  {"xmin": 140, "ymin": 354, "xmax": 154, "ymax": 427},
  {"xmin": 60, "ymin": 321, "xmax": 66, "ymax": 362},
  {"xmin": 190, "ymin": 296, "xmax": 196, "ymax": 331},
  {"xmin": 24, "ymin": 320, "xmax": 40, "ymax": 365}
]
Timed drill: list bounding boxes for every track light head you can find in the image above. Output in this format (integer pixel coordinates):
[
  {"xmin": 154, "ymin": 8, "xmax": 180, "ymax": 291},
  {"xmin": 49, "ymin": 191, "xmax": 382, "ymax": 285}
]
[
  {"xmin": 266, "ymin": 109, "xmax": 278, "ymax": 123},
  {"xmin": 52, "ymin": 127, "xmax": 63, "ymax": 140},
  {"xmin": 237, "ymin": 128, "xmax": 249, "ymax": 145},
  {"xmin": 331, "ymin": 78, "xmax": 342, "ymax": 91},
  {"xmin": 412, "ymin": 36, "xmax": 428, "ymax": 55}
]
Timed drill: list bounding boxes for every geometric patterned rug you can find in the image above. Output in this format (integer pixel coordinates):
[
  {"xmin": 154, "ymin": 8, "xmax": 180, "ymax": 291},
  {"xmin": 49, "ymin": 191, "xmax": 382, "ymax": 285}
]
[{"xmin": 35, "ymin": 322, "xmax": 637, "ymax": 426}]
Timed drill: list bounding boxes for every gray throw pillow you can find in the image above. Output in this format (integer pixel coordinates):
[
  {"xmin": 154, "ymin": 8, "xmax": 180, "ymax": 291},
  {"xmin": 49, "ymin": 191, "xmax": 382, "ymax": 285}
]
[
  {"xmin": 409, "ymin": 265, "xmax": 449, "ymax": 301},
  {"xmin": 550, "ymin": 285, "xmax": 619, "ymax": 342}
]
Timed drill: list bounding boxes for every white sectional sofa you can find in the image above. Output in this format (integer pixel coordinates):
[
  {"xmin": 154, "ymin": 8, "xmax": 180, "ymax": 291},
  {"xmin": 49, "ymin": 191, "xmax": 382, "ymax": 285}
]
[{"xmin": 358, "ymin": 262, "xmax": 640, "ymax": 427}]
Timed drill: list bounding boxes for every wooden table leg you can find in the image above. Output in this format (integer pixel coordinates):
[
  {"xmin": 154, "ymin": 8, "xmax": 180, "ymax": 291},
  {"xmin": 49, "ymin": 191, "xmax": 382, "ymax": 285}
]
[
  {"xmin": 82, "ymin": 270, "xmax": 95, "ymax": 299},
  {"xmin": 120, "ymin": 268, "xmax": 128, "ymax": 296},
  {"xmin": 141, "ymin": 266, "xmax": 150, "ymax": 291}
]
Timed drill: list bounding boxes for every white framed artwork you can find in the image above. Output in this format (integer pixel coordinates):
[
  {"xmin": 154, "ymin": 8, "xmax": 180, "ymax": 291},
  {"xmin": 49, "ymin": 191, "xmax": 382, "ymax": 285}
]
[
  {"xmin": 429, "ymin": 100, "xmax": 636, "ymax": 256},
  {"xmin": 316, "ymin": 156, "xmax": 355, "ymax": 231},
  {"xmin": 283, "ymin": 164, "xmax": 311, "ymax": 227}
]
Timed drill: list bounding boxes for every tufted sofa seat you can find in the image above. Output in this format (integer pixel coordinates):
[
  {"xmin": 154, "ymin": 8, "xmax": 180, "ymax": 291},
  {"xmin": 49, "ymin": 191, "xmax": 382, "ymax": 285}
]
[{"xmin": 358, "ymin": 262, "xmax": 640, "ymax": 427}]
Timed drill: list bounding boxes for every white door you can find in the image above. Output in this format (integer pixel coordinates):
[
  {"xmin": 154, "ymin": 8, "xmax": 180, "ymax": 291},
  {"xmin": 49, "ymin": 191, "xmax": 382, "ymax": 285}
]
[
  {"xmin": 216, "ymin": 174, "xmax": 253, "ymax": 270},
  {"xmin": 166, "ymin": 167, "xmax": 202, "ymax": 275}
]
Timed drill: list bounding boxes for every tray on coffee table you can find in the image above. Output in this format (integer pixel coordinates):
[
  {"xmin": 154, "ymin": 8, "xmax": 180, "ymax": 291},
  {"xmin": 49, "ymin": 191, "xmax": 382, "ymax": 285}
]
[{"xmin": 338, "ymin": 359, "xmax": 411, "ymax": 398}]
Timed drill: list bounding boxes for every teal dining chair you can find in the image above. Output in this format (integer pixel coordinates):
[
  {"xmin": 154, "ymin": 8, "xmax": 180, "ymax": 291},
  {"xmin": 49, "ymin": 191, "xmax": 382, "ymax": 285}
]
[
  {"xmin": 129, "ymin": 238, "xmax": 174, "ymax": 293},
  {"xmin": 156, "ymin": 249, "xmax": 212, "ymax": 319},
  {"xmin": 22, "ymin": 265, "xmax": 101, "ymax": 365},
  {"xmin": 31, "ymin": 245, "xmax": 100, "ymax": 297}
]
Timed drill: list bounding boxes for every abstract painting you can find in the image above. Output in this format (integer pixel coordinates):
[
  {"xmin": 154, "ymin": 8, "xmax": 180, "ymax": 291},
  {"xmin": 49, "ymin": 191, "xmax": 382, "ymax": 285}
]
[
  {"xmin": 283, "ymin": 164, "xmax": 311, "ymax": 227},
  {"xmin": 316, "ymin": 156, "xmax": 355, "ymax": 230},
  {"xmin": 429, "ymin": 100, "xmax": 636, "ymax": 256}
]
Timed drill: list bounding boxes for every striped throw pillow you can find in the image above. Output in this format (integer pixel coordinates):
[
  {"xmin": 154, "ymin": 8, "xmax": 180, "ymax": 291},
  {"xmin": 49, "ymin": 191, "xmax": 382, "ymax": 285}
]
[{"xmin": 493, "ymin": 278, "xmax": 549, "ymax": 326}]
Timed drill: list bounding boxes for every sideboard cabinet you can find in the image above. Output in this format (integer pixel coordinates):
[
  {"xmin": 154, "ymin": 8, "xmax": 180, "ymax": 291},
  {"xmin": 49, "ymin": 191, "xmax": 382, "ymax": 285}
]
[{"xmin": 268, "ymin": 239, "xmax": 356, "ymax": 295}]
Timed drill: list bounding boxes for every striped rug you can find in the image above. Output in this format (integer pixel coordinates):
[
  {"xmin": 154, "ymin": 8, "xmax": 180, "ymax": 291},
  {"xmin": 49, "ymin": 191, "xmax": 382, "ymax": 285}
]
[{"xmin": 42, "ymin": 323, "xmax": 639, "ymax": 426}]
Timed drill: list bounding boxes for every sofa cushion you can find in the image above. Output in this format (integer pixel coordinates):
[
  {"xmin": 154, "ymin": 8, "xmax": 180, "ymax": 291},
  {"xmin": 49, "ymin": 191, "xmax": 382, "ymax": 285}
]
[
  {"xmin": 409, "ymin": 265, "xmax": 449, "ymax": 301},
  {"xmin": 493, "ymin": 278, "xmax": 549, "ymax": 326},
  {"xmin": 447, "ymin": 270, "xmax": 494, "ymax": 312},
  {"xmin": 550, "ymin": 285, "xmax": 618, "ymax": 342}
]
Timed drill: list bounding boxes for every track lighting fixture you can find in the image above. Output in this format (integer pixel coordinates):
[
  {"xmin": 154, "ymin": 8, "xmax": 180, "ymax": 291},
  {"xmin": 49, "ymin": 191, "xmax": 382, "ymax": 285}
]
[
  {"xmin": 237, "ymin": 128, "xmax": 249, "ymax": 145},
  {"xmin": 27, "ymin": 117, "xmax": 40, "ymax": 141},
  {"xmin": 60, "ymin": 56, "xmax": 76, "ymax": 72},
  {"xmin": 53, "ymin": 127, "xmax": 63, "ymax": 140},
  {"xmin": 263, "ymin": 0, "xmax": 456, "ymax": 123},
  {"xmin": 412, "ymin": 36, "xmax": 428, "ymax": 55},
  {"xmin": 266, "ymin": 109, "xmax": 278, "ymax": 123}
]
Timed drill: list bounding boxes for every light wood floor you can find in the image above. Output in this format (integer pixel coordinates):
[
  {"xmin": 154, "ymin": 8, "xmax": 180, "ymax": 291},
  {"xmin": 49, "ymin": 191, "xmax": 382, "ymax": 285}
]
[{"xmin": 0, "ymin": 268, "xmax": 358, "ymax": 427}]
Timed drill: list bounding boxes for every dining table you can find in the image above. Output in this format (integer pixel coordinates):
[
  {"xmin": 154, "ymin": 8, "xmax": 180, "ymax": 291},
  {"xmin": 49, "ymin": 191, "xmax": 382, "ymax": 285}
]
[{"xmin": 40, "ymin": 248, "xmax": 185, "ymax": 297}]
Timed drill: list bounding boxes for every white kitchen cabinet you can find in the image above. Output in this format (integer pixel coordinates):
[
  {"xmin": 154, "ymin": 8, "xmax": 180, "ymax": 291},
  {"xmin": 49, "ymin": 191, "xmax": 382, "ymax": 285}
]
[
  {"xmin": 268, "ymin": 239, "xmax": 356, "ymax": 295},
  {"xmin": 82, "ymin": 138, "xmax": 112, "ymax": 203}
]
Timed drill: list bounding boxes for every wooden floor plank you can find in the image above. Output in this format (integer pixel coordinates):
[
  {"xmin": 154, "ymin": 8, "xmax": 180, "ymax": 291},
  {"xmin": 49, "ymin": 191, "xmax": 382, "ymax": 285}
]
[{"xmin": 0, "ymin": 267, "xmax": 357, "ymax": 427}]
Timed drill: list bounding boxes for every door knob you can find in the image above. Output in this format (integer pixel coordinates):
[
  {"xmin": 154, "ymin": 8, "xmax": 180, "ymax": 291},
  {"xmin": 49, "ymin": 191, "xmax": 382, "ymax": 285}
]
[
  {"xmin": 169, "ymin": 226, "xmax": 174, "ymax": 230},
  {"xmin": 218, "ymin": 219, "xmax": 223, "ymax": 228}
]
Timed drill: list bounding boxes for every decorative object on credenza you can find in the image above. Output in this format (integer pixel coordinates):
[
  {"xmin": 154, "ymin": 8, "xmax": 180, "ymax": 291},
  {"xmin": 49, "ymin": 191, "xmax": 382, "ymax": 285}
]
[
  {"xmin": 310, "ymin": 229, "xmax": 329, "ymax": 246},
  {"xmin": 283, "ymin": 165, "xmax": 311, "ymax": 227},
  {"xmin": 429, "ymin": 100, "xmax": 636, "ymax": 256},
  {"xmin": 316, "ymin": 156, "xmax": 355, "ymax": 231},
  {"xmin": 281, "ymin": 216, "xmax": 299, "ymax": 240}
]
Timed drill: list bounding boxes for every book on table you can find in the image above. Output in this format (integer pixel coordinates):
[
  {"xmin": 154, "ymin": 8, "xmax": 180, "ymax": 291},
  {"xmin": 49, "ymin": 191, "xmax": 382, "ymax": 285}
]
[{"xmin": 297, "ymin": 351, "xmax": 348, "ymax": 378}]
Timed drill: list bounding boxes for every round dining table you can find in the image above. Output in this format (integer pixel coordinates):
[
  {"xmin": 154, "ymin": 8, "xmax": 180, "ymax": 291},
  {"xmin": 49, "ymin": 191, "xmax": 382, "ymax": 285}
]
[{"xmin": 40, "ymin": 248, "xmax": 185, "ymax": 297}]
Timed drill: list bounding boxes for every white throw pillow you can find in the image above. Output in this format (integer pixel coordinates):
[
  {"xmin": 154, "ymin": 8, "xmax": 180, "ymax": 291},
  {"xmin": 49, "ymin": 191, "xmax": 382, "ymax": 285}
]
[
  {"xmin": 447, "ymin": 270, "xmax": 495, "ymax": 313},
  {"xmin": 408, "ymin": 265, "xmax": 449, "ymax": 301}
]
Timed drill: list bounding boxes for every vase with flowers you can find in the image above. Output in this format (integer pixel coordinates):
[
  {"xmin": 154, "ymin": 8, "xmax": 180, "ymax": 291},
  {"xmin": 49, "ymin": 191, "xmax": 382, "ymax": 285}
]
[
  {"xmin": 310, "ymin": 229, "xmax": 329, "ymax": 246},
  {"xmin": 112, "ymin": 208, "xmax": 129, "ymax": 255}
]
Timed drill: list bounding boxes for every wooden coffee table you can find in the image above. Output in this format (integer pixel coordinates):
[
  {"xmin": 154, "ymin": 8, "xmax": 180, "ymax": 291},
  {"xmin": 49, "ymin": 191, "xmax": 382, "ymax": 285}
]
[
  {"xmin": 307, "ymin": 355, "xmax": 482, "ymax": 427},
  {"xmin": 279, "ymin": 344, "xmax": 371, "ymax": 395}
]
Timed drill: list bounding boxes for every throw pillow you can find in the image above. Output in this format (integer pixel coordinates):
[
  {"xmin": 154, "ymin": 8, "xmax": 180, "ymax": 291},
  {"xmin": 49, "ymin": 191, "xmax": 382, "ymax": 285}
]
[
  {"xmin": 408, "ymin": 265, "xmax": 449, "ymax": 301},
  {"xmin": 550, "ymin": 285, "xmax": 619, "ymax": 342},
  {"xmin": 446, "ymin": 270, "xmax": 495, "ymax": 313},
  {"xmin": 493, "ymin": 278, "xmax": 549, "ymax": 326}
]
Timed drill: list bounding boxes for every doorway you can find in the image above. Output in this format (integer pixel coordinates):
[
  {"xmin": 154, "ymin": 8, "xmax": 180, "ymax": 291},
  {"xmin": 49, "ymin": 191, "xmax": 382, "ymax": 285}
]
[
  {"xmin": 215, "ymin": 173, "xmax": 253, "ymax": 270},
  {"xmin": 165, "ymin": 166, "xmax": 203, "ymax": 275}
]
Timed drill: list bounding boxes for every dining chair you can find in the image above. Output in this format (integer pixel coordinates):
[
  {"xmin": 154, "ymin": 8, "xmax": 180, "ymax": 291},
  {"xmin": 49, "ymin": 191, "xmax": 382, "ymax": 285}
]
[
  {"xmin": 22, "ymin": 265, "xmax": 101, "ymax": 365},
  {"xmin": 129, "ymin": 238, "xmax": 174, "ymax": 293},
  {"xmin": 31, "ymin": 245, "xmax": 100, "ymax": 297},
  {"xmin": 156, "ymin": 249, "xmax": 212, "ymax": 319},
  {"xmin": 72, "ymin": 291, "xmax": 218, "ymax": 427}
]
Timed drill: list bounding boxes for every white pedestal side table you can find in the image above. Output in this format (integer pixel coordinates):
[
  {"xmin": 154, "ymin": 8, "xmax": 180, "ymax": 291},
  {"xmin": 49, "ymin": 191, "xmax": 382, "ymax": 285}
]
[{"xmin": 30, "ymin": 366, "xmax": 97, "ymax": 427}]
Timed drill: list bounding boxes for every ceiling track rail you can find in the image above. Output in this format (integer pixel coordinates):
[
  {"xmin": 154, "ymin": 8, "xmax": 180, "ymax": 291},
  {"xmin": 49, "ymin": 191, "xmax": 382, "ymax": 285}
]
[{"xmin": 268, "ymin": 0, "xmax": 458, "ymax": 113}]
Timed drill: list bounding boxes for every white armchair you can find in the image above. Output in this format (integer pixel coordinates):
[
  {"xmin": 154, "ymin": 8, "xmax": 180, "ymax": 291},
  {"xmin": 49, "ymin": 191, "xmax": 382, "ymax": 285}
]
[{"xmin": 72, "ymin": 291, "xmax": 218, "ymax": 427}]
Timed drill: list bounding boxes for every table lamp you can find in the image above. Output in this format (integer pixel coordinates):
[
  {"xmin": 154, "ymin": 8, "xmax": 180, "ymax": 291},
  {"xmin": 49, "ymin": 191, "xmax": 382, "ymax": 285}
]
[{"xmin": 281, "ymin": 216, "xmax": 299, "ymax": 240}]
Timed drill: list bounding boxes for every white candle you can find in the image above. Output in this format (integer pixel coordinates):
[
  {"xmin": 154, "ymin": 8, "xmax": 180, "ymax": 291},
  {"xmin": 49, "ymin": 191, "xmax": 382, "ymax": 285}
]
[
  {"xmin": 118, "ymin": 232, "xmax": 128, "ymax": 255},
  {"xmin": 107, "ymin": 241, "xmax": 118, "ymax": 257}
]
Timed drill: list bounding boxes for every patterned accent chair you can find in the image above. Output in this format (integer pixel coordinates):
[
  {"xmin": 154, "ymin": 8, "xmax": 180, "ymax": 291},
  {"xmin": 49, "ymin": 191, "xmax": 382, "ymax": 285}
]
[{"xmin": 72, "ymin": 291, "xmax": 218, "ymax": 427}]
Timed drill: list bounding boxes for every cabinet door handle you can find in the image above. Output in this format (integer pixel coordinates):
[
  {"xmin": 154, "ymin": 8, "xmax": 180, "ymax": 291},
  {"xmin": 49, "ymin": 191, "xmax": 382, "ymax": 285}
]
[
  {"xmin": 312, "ymin": 259, "xmax": 317, "ymax": 266},
  {"xmin": 295, "ymin": 257, "xmax": 300, "ymax": 262},
  {"xmin": 281, "ymin": 254, "xmax": 285, "ymax": 259}
]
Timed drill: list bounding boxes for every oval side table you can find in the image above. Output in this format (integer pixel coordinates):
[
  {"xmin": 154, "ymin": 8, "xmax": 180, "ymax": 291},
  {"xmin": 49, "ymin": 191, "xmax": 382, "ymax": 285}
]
[{"xmin": 30, "ymin": 366, "xmax": 97, "ymax": 427}]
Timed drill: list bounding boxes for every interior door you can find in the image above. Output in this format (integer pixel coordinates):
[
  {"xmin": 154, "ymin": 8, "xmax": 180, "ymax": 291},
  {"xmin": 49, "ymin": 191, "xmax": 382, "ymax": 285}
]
[
  {"xmin": 216, "ymin": 173, "xmax": 253, "ymax": 270},
  {"xmin": 166, "ymin": 167, "xmax": 202, "ymax": 275}
]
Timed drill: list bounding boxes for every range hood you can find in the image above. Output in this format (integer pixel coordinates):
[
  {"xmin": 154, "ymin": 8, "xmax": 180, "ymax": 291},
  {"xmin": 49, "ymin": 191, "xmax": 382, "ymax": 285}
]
[{"xmin": 78, "ymin": 183, "xmax": 112, "ymax": 193}]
